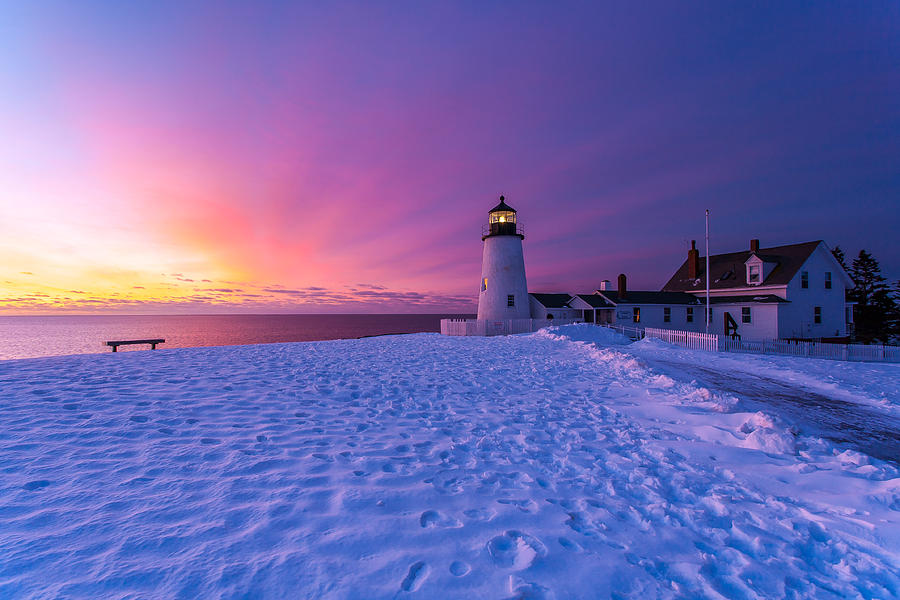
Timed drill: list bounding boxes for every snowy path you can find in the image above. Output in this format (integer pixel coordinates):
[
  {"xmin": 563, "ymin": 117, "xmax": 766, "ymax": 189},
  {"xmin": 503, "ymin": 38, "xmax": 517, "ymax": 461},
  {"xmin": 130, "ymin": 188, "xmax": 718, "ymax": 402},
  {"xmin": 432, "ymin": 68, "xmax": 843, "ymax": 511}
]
[
  {"xmin": 1, "ymin": 329, "xmax": 898, "ymax": 598},
  {"xmin": 635, "ymin": 357, "xmax": 900, "ymax": 465}
]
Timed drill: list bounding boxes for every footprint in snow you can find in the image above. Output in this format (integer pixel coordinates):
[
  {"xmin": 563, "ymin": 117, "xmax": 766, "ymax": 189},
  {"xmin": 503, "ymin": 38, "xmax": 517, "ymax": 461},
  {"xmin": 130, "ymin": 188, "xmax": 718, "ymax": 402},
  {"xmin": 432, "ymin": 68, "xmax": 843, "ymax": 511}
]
[
  {"xmin": 557, "ymin": 536, "xmax": 582, "ymax": 552},
  {"xmin": 419, "ymin": 510, "xmax": 462, "ymax": 528},
  {"xmin": 507, "ymin": 581, "xmax": 554, "ymax": 599},
  {"xmin": 497, "ymin": 498, "xmax": 538, "ymax": 513},
  {"xmin": 400, "ymin": 561, "xmax": 429, "ymax": 592},
  {"xmin": 487, "ymin": 531, "xmax": 547, "ymax": 570},
  {"xmin": 449, "ymin": 561, "xmax": 470, "ymax": 577},
  {"xmin": 23, "ymin": 480, "xmax": 51, "ymax": 491},
  {"xmin": 463, "ymin": 508, "xmax": 495, "ymax": 522},
  {"xmin": 130, "ymin": 415, "xmax": 149, "ymax": 423}
]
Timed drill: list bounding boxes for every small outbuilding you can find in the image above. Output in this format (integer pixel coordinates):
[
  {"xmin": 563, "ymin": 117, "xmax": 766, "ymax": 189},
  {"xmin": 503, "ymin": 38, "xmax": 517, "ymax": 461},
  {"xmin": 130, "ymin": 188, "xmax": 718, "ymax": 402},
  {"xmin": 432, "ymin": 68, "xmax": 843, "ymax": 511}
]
[{"xmin": 528, "ymin": 293, "xmax": 582, "ymax": 321}]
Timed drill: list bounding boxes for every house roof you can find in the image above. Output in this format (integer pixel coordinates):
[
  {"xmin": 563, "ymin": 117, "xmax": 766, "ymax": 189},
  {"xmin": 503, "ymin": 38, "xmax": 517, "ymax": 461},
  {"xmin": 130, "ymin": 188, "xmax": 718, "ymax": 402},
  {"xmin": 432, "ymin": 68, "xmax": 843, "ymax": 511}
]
[
  {"xmin": 662, "ymin": 240, "xmax": 822, "ymax": 292},
  {"xmin": 575, "ymin": 294, "xmax": 616, "ymax": 308},
  {"xmin": 708, "ymin": 294, "xmax": 788, "ymax": 304},
  {"xmin": 529, "ymin": 293, "xmax": 574, "ymax": 308},
  {"xmin": 489, "ymin": 195, "xmax": 516, "ymax": 213},
  {"xmin": 595, "ymin": 291, "xmax": 701, "ymax": 305}
]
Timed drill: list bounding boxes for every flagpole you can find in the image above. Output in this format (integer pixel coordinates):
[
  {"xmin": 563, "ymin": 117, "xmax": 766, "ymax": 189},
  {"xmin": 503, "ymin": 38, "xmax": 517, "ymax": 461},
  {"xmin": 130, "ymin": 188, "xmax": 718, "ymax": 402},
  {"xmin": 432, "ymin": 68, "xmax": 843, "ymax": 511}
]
[{"xmin": 705, "ymin": 209, "xmax": 710, "ymax": 334}]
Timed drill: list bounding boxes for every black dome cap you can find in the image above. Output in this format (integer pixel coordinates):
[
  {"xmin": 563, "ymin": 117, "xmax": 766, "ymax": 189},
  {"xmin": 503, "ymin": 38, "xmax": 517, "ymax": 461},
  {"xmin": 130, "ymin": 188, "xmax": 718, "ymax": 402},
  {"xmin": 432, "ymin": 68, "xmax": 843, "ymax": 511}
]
[{"xmin": 488, "ymin": 195, "xmax": 516, "ymax": 213}]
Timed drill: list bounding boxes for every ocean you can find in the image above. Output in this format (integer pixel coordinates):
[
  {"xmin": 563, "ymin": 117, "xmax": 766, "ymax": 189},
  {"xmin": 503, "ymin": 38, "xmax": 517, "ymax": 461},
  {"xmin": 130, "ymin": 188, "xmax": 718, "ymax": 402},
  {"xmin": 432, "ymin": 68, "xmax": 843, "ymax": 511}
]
[{"xmin": 0, "ymin": 314, "xmax": 474, "ymax": 360}]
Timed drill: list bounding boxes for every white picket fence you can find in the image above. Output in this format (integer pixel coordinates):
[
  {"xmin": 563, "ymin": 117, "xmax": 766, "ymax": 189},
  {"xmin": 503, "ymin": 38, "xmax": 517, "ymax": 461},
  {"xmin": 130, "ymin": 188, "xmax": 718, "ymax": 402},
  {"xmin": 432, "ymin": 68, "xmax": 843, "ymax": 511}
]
[
  {"xmin": 602, "ymin": 324, "xmax": 646, "ymax": 341},
  {"xmin": 722, "ymin": 338, "xmax": 900, "ymax": 362},
  {"xmin": 440, "ymin": 318, "xmax": 581, "ymax": 337},
  {"xmin": 638, "ymin": 325, "xmax": 900, "ymax": 363},
  {"xmin": 644, "ymin": 327, "xmax": 720, "ymax": 352}
]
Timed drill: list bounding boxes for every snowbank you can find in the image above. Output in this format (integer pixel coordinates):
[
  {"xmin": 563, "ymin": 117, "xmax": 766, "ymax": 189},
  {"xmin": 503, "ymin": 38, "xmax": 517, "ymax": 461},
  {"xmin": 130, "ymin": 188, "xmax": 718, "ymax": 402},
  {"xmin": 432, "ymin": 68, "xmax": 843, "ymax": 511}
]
[
  {"xmin": 1, "ymin": 332, "xmax": 897, "ymax": 598},
  {"xmin": 632, "ymin": 335, "xmax": 900, "ymax": 416},
  {"xmin": 537, "ymin": 322, "xmax": 632, "ymax": 346}
]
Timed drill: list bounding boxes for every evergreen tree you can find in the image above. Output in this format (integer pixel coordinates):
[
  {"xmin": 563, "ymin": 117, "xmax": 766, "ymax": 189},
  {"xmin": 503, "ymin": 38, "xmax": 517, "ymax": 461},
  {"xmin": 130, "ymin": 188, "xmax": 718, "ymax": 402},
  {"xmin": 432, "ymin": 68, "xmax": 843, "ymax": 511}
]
[
  {"xmin": 847, "ymin": 250, "xmax": 898, "ymax": 343},
  {"xmin": 831, "ymin": 246, "xmax": 847, "ymax": 270}
]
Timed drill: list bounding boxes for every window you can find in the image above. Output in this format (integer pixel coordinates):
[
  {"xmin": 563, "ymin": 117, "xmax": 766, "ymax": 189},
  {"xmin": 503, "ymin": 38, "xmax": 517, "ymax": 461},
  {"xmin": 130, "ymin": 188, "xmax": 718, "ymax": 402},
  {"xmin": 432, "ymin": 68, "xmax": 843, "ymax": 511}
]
[
  {"xmin": 633, "ymin": 307, "xmax": 641, "ymax": 323},
  {"xmin": 663, "ymin": 307, "xmax": 671, "ymax": 323},
  {"xmin": 825, "ymin": 272, "xmax": 832, "ymax": 289},
  {"xmin": 489, "ymin": 211, "xmax": 516, "ymax": 225},
  {"xmin": 507, "ymin": 295, "xmax": 515, "ymax": 307},
  {"xmin": 748, "ymin": 264, "xmax": 760, "ymax": 284},
  {"xmin": 742, "ymin": 307, "xmax": 751, "ymax": 323},
  {"xmin": 481, "ymin": 278, "xmax": 488, "ymax": 292},
  {"xmin": 801, "ymin": 271, "xmax": 809, "ymax": 289},
  {"xmin": 686, "ymin": 307, "xmax": 694, "ymax": 323},
  {"xmin": 814, "ymin": 306, "xmax": 822, "ymax": 324}
]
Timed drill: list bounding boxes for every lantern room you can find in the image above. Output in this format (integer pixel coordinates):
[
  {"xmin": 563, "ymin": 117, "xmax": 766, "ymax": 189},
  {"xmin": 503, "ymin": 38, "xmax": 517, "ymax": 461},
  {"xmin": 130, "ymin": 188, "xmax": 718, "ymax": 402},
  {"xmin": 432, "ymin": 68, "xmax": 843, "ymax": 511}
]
[{"xmin": 483, "ymin": 196, "xmax": 524, "ymax": 239}]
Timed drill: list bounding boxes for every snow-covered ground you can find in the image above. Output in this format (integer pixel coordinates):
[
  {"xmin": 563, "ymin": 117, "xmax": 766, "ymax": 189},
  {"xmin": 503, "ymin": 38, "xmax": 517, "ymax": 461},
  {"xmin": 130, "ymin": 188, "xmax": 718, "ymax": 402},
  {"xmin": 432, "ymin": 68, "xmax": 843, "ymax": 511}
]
[
  {"xmin": 556, "ymin": 325, "xmax": 900, "ymax": 464},
  {"xmin": 1, "ymin": 326, "xmax": 898, "ymax": 598}
]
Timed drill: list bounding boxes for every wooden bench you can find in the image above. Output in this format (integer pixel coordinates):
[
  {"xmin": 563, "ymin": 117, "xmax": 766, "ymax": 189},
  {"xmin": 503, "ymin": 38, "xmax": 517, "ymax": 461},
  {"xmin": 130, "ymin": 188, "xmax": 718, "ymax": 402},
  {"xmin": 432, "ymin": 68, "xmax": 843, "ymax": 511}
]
[{"xmin": 104, "ymin": 339, "xmax": 165, "ymax": 352}]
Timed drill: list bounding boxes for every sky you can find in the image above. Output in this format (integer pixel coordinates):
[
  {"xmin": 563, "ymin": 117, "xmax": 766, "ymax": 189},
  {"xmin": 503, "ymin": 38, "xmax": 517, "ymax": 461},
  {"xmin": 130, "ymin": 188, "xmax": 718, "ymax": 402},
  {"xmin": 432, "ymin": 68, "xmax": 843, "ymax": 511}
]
[{"xmin": 1, "ymin": 1, "xmax": 898, "ymax": 314}]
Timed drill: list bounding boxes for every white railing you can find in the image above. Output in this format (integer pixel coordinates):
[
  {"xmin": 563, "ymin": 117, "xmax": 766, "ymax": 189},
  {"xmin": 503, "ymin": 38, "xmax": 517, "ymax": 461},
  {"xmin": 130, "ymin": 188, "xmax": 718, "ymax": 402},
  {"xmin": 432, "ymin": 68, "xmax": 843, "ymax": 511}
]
[
  {"xmin": 601, "ymin": 324, "xmax": 646, "ymax": 341},
  {"xmin": 723, "ymin": 338, "xmax": 900, "ymax": 362},
  {"xmin": 440, "ymin": 318, "xmax": 581, "ymax": 337},
  {"xmin": 644, "ymin": 327, "xmax": 720, "ymax": 352},
  {"xmin": 638, "ymin": 325, "xmax": 899, "ymax": 363}
]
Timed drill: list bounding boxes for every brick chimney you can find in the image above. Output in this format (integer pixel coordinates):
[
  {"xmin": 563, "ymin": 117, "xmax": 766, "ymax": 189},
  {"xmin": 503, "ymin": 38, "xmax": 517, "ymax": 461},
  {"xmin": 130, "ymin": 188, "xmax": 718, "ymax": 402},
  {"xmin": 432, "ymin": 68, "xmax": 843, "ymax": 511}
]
[
  {"xmin": 687, "ymin": 240, "xmax": 700, "ymax": 279},
  {"xmin": 750, "ymin": 239, "xmax": 760, "ymax": 253},
  {"xmin": 617, "ymin": 273, "xmax": 627, "ymax": 299}
]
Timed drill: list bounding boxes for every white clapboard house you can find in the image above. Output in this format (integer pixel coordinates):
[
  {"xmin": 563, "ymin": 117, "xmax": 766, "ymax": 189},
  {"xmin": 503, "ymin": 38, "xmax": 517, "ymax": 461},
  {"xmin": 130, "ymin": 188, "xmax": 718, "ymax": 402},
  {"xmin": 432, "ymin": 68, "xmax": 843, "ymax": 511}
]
[
  {"xmin": 658, "ymin": 239, "xmax": 854, "ymax": 340},
  {"xmin": 568, "ymin": 240, "xmax": 854, "ymax": 341}
]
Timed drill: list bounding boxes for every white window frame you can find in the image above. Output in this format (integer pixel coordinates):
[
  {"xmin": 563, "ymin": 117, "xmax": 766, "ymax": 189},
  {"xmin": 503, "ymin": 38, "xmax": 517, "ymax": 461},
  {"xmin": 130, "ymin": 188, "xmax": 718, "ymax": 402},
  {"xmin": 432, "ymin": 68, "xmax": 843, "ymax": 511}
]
[{"xmin": 748, "ymin": 264, "xmax": 761, "ymax": 284}]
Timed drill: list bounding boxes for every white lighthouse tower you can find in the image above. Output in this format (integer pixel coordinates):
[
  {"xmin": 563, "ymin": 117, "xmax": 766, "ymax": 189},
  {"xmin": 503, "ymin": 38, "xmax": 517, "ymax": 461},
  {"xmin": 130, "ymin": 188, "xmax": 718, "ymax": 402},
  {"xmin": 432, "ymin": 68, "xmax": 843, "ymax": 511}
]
[{"xmin": 477, "ymin": 196, "xmax": 530, "ymax": 320}]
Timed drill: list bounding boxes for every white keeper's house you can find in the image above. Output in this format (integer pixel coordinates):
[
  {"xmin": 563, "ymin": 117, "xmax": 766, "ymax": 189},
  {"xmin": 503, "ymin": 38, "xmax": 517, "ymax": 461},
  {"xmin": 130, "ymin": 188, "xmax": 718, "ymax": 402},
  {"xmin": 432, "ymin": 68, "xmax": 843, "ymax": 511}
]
[
  {"xmin": 658, "ymin": 239, "xmax": 854, "ymax": 340},
  {"xmin": 441, "ymin": 198, "xmax": 855, "ymax": 340}
]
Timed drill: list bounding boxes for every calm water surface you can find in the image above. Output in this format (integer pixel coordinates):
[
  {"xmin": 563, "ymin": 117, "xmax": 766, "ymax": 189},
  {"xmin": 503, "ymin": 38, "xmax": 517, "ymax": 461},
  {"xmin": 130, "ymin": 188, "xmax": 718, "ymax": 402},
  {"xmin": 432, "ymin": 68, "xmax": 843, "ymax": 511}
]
[{"xmin": 0, "ymin": 314, "xmax": 473, "ymax": 360}]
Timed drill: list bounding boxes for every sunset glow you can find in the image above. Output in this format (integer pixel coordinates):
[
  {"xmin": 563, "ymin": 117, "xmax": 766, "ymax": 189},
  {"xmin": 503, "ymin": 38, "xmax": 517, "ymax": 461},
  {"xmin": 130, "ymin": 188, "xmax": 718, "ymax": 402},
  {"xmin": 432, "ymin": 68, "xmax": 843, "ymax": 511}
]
[{"xmin": 2, "ymin": 3, "xmax": 897, "ymax": 313}]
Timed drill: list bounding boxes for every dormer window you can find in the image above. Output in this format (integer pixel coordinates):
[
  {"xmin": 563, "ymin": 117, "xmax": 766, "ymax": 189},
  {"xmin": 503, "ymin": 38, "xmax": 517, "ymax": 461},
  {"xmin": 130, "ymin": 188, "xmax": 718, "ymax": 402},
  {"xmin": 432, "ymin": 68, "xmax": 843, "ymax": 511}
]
[
  {"xmin": 745, "ymin": 254, "xmax": 777, "ymax": 287},
  {"xmin": 748, "ymin": 264, "xmax": 760, "ymax": 284}
]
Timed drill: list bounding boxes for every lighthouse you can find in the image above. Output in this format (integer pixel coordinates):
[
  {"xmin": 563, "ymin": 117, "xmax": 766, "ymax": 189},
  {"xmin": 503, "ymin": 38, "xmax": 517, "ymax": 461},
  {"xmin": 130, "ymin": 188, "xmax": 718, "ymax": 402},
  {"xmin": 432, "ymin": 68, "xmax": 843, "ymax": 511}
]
[{"xmin": 477, "ymin": 196, "xmax": 530, "ymax": 320}]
